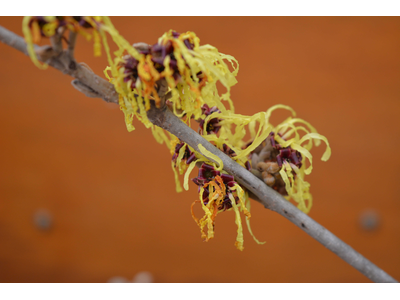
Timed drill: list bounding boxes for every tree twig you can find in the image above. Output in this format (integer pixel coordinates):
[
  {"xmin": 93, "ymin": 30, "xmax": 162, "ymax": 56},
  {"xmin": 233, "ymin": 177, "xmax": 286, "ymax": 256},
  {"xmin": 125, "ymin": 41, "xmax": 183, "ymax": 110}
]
[
  {"xmin": 67, "ymin": 30, "xmax": 78, "ymax": 61},
  {"xmin": 49, "ymin": 27, "xmax": 65, "ymax": 55},
  {"xmin": 0, "ymin": 24, "xmax": 397, "ymax": 283},
  {"xmin": 0, "ymin": 25, "xmax": 118, "ymax": 104}
]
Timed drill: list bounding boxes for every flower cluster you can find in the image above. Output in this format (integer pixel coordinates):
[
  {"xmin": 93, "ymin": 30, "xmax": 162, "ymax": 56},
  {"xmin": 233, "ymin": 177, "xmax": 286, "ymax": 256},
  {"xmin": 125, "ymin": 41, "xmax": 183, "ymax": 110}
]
[
  {"xmin": 190, "ymin": 163, "xmax": 262, "ymax": 251},
  {"xmin": 22, "ymin": 16, "xmax": 103, "ymax": 69},
  {"xmin": 23, "ymin": 16, "xmax": 331, "ymax": 250},
  {"xmin": 192, "ymin": 163, "xmax": 236, "ymax": 211},
  {"xmin": 118, "ymin": 33, "xmax": 206, "ymax": 107},
  {"xmin": 100, "ymin": 28, "xmax": 239, "ymax": 135},
  {"xmin": 27, "ymin": 16, "xmax": 96, "ymax": 41}
]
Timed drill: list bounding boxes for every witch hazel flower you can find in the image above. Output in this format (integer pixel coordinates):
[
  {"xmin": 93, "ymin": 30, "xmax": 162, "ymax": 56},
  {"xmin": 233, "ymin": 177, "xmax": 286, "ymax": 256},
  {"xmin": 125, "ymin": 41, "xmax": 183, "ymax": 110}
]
[
  {"xmin": 172, "ymin": 141, "xmax": 196, "ymax": 166},
  {"xmin": 199, "ymin": 104, "xmax": 222, "ymax": 135},
  {"xmin": 191, "ymin": 163, "xmax": 264, "ymax": 251},
  {"xmin": 22, "ymin": 16, "xmax": 104, "ymax": 69}
]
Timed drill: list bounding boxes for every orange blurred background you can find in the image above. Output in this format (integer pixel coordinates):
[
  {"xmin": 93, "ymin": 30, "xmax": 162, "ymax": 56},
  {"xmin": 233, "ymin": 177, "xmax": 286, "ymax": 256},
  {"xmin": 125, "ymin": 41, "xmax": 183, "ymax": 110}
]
[{"xmin": 0, "ymin": 17, "xmax": 399, "ymax": 283}]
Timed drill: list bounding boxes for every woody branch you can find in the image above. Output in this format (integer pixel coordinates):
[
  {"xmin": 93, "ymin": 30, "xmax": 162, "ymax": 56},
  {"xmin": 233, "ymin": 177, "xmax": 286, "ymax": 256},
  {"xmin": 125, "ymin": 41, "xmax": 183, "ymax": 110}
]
[{"xmin": 0, "ymin": 25, "xmax": 397, "ymax": 283}]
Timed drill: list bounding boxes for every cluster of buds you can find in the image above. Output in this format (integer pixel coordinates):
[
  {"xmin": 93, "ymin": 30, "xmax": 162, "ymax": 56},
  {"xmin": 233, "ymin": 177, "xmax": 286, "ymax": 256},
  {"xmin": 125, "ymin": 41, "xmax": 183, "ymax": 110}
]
[
  {"xmin": 252, "ymin": 132, "xmax": 303, "ymax": 195},
  {"xmin": 192, "ymin": 163, "xmax": 239, "ymax": 212},
  {"xmin": 256, "ymin": 161, "xmax": 286, "ymax": 195}
]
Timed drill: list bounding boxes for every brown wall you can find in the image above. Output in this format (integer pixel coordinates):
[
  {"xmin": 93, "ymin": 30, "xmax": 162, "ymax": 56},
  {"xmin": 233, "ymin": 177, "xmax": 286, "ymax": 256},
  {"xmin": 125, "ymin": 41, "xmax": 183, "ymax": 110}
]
[{"xmin": 0, "ymin": 16, "xmax": 399, "ymax": 283}]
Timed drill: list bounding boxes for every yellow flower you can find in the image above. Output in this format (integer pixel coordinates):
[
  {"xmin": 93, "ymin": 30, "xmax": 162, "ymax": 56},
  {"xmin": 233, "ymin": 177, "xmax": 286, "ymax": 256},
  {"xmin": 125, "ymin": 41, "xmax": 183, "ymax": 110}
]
[
  {"xmin": 22, "ymin": 16, "xmax": 105, "ymax": 69},
  {"xmin": 190, "ymin": 163, "xmax": 263, "ymax": 251}
]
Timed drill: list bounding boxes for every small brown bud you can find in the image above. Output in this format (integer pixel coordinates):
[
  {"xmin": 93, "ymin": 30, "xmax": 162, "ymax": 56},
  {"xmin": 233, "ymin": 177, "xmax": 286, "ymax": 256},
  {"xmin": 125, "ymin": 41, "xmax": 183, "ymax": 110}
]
[
  {"xmin": 263, "ymin": 173, "xmax": 275, "ymax": 187},
  {"xmin": 265, "ymin": 162, "xmax": 280, "ymax": 174},
  {"xmin": 257, "ymin": 162, "xmax": 269, "ymax": 172},
  {"xmin": 257, "ymin": 161, "xmax": 280, "ymax": 174}
]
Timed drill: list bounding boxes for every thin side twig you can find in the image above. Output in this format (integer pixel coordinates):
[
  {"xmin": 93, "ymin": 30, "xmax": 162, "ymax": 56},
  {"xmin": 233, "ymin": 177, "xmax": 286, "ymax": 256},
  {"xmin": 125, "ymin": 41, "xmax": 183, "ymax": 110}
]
[
  {"xmin": 0, "ymin": 24, "xmax": 397, "ymax": 283},
  {"xmin": 49, "ymin": 27, "xmax": 65, "ymax": 55},
  {"xmin": 67, "ymin": 30, "xmax": 78, "ymax": 61}
]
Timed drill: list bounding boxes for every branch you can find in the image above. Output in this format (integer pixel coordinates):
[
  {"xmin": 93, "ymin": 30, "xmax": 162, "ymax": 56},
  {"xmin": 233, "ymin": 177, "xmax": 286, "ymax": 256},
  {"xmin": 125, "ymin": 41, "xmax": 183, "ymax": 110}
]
[
  {"xmin": 0, "ymin": 25, "xmax": 118, "ymax": 104},
  {"xmin": 0, "ymin": 24, "xmax": 397, "ymax": 283}
]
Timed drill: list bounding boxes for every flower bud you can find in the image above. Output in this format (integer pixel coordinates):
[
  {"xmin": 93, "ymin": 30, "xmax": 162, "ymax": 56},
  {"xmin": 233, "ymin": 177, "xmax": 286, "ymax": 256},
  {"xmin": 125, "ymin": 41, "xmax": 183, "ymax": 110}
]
[
  {"xmin": 265, "ymin": 162, "xmax": 280, "ymax": 174},
  {"xmin": 263, "ymin": 173, "xmax": 275, "ymax": 187}
]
